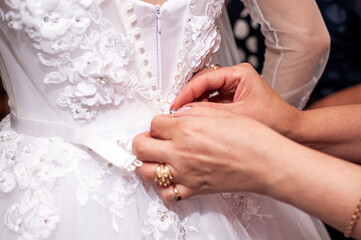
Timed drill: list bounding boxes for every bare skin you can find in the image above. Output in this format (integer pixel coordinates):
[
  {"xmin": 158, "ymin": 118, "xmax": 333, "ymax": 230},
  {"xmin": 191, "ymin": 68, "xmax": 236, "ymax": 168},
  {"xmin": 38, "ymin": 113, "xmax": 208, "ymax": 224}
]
[
  {"xmin": 307, "ymin": 83, "xmax": 361, "ymax": 110},
  {"xmin": 171, "ymin": 63, "xmax": 361, "ymax": 162},
  {"xmin": 133, "ymin": 107, "xmax": 361, "ymax": 239},
  {"xmin": 133, "ymin": 64, "xmax": 361, "ymax": 238}
]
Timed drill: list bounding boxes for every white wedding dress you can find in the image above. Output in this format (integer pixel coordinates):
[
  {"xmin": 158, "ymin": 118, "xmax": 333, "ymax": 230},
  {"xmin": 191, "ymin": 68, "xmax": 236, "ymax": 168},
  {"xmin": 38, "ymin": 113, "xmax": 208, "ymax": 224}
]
[{"xmin": 0, "ymin": 0, "xmax": 331, "ymax": 239}]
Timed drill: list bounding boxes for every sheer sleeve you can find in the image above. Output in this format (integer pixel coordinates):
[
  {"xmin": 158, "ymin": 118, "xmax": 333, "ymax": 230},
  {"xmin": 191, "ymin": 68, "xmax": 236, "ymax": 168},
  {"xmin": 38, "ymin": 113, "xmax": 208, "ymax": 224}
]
[{"xmin": 241, "ymin": 0, "xmax": 330, "ymax": 109}]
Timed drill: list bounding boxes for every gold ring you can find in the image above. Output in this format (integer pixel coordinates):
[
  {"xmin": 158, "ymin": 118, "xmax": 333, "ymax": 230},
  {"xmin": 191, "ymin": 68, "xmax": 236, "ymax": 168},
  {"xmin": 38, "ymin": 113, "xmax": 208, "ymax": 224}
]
[
  {"xmin": 172, "ymin": 185, "xmax": 182, "ymax": 202},
  {"xmin": 154, "ymin": 163, "xmax": 174, "ymax": 187},
  {"xmin": 208, "ymin": 64, "xmax": 222, "ymax": 70}
]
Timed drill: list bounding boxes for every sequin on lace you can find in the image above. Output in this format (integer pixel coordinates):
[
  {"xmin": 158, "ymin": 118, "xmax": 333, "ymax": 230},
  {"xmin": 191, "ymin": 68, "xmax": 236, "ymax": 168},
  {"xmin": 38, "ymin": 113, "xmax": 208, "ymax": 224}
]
[
  {"xmin": 143, "ymin": 199, "xmax": 198, "ymax": 239},
  {"xmin": 165, "ymin": 0, "xmax": 224, "ymax": 107}
]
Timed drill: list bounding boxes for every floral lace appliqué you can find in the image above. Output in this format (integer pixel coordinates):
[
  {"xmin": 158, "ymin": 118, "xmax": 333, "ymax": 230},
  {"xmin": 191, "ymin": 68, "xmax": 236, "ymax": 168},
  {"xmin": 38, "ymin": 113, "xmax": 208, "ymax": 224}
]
[
  {"xmin": 0, "ymin": 115, "xmax": 86, "ymax": 239},
  {"xmin": 0, "ymin": 116, "xmax": 22, "ymax": 193},
  {"xmin": 2, "ymin": 0, "xmax": 153, "ymax": 122},
  {"xmin": 0, "ymin": 116, "xmax": 142, "ymax": 239},
  {"xmin": 143, "ymin": 199, "xmax": 198, "ymax": 240},
  {"xmin": 75, "ymin": 151, "xmax": 141, "ymax": 232},
  {"xmin": 166, "ymin": 0, "xmax": 224, "ymax": 105},
  {"xmin": 220, "ymin": 193, "xmax": 273, "ymax": 230}
]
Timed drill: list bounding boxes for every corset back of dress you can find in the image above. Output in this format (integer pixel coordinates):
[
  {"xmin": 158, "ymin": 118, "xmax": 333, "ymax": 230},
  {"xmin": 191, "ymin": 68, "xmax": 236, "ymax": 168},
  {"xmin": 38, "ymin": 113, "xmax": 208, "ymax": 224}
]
[
  {"xmin": 0, "ymin": 1, "xmax": 170, "ymax": 132},
  {"xmin": 0, "ymin": 0, "xmax": 226, "ymax": 169},
  {"xmin": 0, "ymin": 0, "xmax": 229, "ymax": 128}
]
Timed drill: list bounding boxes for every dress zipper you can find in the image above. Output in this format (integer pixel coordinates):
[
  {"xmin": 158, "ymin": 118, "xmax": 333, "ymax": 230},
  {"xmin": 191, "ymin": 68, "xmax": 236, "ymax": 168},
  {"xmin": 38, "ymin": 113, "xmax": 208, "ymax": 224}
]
[{"xmin": 155, "ymin": 5, "xmax": 162, "ymax": 91}]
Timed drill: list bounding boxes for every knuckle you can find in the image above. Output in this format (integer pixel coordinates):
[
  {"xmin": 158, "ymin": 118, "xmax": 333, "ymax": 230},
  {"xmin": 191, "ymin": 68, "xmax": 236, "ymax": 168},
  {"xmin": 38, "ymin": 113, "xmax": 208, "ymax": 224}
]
[
  {"xmin": 150, "ymin": 115, "xmax": 171, "ymax": 136},
  {"xmin": 239, "ymin": 62, "xmax": 252, "ymax": 69},
  {"xmin": 132, "ymin": 134, "xmax": 141, "ymax": 145},
  {"xmin": 150, "ymin": 116, "xmax": 162, "ymax": 137},
  {"xmin": 150, "ymin": 115, "xmax": 161, "ymax": 127},
  {"xmin": 238, "ymin": 63, "xmax": 254, "ymax": 74},
  {"xmin": 234, "ymin": 63, "xmax": 255, "ymax": 79},
  {"xmin": 145, "ymin": 166, "xmax": 155, "ymax": 181},
  {"xmin": 133, "ymin": 141, "xmax": 146, "ymax": 159},
  {"xmin": 178, "ymin": 121, "xmax": 197, "ymax": 137}
]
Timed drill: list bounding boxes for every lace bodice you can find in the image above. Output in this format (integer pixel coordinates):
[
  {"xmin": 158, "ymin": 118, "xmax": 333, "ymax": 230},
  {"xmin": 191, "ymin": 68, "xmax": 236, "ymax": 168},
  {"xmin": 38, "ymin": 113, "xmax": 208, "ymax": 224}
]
[
  {"xmin": 0, "ymin": 0, "xmax": 329, "ymax": 170},
  {"xmin": 0, "ymin": 0, "xmax": 223, "ymax": 126},
  {"xmin": 0, "ymin": 0, "xmax": 227, "ymax": 169}
]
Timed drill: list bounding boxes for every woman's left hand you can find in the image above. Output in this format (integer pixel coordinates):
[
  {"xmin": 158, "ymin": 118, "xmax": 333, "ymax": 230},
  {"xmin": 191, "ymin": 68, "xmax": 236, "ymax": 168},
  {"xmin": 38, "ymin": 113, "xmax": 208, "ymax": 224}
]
[
  {"xmin": 132, "ymin": 107, "xmax": 287, "ymax": 202},
  {"xmin": 171, "ymin": 63, "xmax": 301, "ymax": 137}
]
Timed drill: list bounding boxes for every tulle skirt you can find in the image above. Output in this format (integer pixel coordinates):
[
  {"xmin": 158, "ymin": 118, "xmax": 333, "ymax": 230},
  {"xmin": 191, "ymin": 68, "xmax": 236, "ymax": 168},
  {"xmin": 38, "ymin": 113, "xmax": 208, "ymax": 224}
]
[{"xmin": 0, "ymin": 116, "xmax": 330, "ymax": 239}]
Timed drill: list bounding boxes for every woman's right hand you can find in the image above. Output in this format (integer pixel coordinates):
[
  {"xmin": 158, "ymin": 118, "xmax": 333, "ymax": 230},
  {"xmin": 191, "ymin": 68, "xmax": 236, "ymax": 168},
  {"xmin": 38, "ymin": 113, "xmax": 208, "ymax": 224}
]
[
  {"xmin": 171, "ymin": 63, "xmax": 300, "ymax": 137},
  {"xmin": 133, "ymin": 107, "xmax": 289, "ymax": 199},
  {"xmin": 134, "ymin": 106, "xmax": 361, "ymax": 239}
]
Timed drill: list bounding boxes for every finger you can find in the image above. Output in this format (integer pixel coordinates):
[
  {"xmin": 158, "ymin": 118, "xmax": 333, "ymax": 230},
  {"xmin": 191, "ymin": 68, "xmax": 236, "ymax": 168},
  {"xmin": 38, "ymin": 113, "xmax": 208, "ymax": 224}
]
[
  {"xmin": 136, "ymin": 162, "xmax": 179, "ymax": 184},
  {"xmin": 171, "ymin": 67, "xmax": 238, "ymax": 110},
  {"xmin": 190, "ymin": 67, "xmax": 213, "ymax": 80},
  {"xmin": 154, "ymin": 184, "xmax": 196, "ymax": 202},
  {"xmin": 150, "ymin": 115, "xmax": 180, "ymax": 140},
  {"xmin": 197, "ymin": 91, "xmax": 212, "ymax": 102},
  {"xmin": 173, "ymin": 104, "xmax": 235, "ymax": 118},
  {"xmin": 132, "ymin": 131, "xmax": 172, "ymax": 163}
]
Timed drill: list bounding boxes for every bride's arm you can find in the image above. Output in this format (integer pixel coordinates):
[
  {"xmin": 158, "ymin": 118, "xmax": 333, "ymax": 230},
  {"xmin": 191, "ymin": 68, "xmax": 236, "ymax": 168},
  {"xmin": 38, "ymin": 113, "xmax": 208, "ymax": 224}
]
[{"xmin": 241, "ymin": 0, "xmax": 330, "ymax": 109}]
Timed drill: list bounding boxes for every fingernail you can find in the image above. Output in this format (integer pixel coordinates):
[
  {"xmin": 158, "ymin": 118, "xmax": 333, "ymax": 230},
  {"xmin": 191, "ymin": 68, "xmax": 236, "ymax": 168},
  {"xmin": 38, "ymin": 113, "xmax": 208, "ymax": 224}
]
[
  {"xmin": 169, "ymin": 108, "xmax": 177, "ymax": 115},
  {"xmin": 175, "ymin": 106, "xmax": 192, "ymax": 113}
]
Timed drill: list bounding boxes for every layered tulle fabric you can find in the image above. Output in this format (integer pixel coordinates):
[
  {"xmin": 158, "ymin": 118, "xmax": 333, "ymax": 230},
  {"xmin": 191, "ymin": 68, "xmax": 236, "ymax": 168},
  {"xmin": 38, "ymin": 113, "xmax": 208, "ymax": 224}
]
[
  {"xmin": 0, "ymin": 0, "xmax": 330, "ymax": 239},
  {"xmin": 0, "ymin": 115, "xmax": 330, "ymax": 239}
]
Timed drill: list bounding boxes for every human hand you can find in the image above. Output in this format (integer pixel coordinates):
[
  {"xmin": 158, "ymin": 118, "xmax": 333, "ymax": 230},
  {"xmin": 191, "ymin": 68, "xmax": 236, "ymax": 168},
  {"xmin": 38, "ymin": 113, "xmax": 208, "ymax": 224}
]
[
  {"xmin": 133, "ymin": 107, "xmax": 290, "ymax": 202},
  {"xmin": 171, "ymin": 63, "xmax": 300, "ymax": 137},
  {"xmin": 134, "ymin": 108, "xmax": 361, "ymax": 239}
]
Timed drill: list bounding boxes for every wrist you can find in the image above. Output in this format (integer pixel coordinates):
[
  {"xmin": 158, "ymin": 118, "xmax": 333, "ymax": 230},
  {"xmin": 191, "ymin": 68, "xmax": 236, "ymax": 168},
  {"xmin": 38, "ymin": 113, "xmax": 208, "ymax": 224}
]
[
  {"xmin": 261, "ymin": 139, "xmax": 306, "ymax": 202},
  {"xmin": 249, "ymin": 130, "xmax": 300, "ymax": 197},
  {"xmin": 275, "ymin": 103, "xmax": 304, "ymax": 141}
]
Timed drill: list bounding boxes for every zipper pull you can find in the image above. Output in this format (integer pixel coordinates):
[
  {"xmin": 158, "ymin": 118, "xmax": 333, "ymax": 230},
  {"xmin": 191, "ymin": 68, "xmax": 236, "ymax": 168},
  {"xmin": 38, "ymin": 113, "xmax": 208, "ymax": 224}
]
[{"xmin": 155, "ymin": 5, "xmax": 161, "ymax": 33}]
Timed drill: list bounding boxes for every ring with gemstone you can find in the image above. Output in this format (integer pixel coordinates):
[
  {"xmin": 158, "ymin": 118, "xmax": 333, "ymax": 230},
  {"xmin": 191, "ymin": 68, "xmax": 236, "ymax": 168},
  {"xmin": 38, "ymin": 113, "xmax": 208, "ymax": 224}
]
[
  {"xmin": 154, "ymin": 163, "xmax": 174, "ymax": 187},
  {"xmin": 172, "ymin": 185, "xmax": 182, "ymax": 202}
]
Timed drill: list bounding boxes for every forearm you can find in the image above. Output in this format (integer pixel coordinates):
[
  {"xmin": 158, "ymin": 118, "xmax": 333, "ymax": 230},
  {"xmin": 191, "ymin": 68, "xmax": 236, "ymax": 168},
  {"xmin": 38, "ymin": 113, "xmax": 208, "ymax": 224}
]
[
  {"xmin": 264, "ymin": 140, "xmax": 361, "ymax": 238},
  {"xmin": 308, "ymin": 84, "xmax": 361, "ymax": 110},
  {"xmin": 287, "ymin": 105, "xmax": 361, "ymax": 162}
]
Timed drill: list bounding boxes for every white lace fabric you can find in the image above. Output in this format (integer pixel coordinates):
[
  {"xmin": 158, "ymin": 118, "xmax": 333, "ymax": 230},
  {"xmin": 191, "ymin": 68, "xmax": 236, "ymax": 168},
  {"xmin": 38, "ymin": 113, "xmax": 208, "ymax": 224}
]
[
  {"xmin": 0, "ymin": 0, "xmax": 330, "ymax": 239},
  {"xmin": 241, "ymin": 0, "xmax": 330, "ymax": 108}
]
